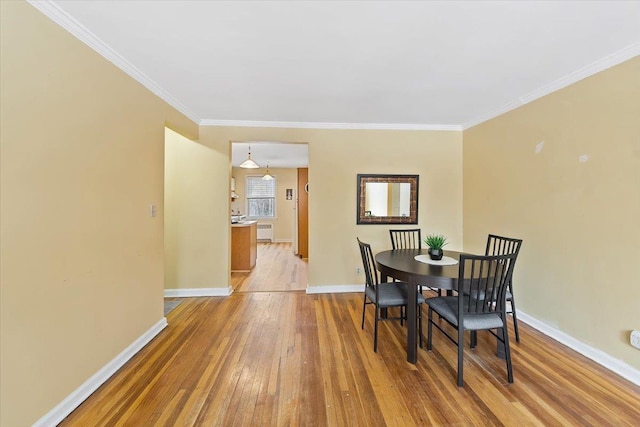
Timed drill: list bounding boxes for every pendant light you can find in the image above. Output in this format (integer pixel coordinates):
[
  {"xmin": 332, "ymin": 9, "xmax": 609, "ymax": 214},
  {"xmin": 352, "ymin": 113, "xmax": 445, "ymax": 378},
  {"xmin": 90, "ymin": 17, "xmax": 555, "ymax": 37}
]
[
  {"xmin": 262, "ymin": 164, "xmax": 274, "ymax": 181},
  {"xmin": 239, "ymin": 145, "xmax": 259, "ymax": 169}
]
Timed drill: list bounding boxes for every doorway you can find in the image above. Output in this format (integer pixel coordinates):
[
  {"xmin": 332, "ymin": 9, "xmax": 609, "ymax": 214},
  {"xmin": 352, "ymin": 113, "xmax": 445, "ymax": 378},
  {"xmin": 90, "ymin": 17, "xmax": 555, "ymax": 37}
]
[
  {"xmin": 230, "ymin": 142, "xmax": 308, "ymax": 292},
  {"xmin": 296, "ymin": 167, "xmax": 308, "ymax": 259}
]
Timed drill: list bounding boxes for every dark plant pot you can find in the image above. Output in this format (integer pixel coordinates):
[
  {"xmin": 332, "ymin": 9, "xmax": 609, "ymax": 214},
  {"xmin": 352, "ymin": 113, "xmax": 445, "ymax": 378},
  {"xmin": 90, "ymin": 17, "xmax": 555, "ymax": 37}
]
[{"xmin": 428, "ymin": 248, "xmax": 443, "ymax": 261}]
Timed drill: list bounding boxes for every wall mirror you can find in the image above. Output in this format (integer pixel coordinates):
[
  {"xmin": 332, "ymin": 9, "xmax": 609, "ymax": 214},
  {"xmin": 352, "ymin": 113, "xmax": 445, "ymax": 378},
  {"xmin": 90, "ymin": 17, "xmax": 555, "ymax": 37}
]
[{"xmin": 357, "ymin": 174, "xmax": 419, "ymax": 224}]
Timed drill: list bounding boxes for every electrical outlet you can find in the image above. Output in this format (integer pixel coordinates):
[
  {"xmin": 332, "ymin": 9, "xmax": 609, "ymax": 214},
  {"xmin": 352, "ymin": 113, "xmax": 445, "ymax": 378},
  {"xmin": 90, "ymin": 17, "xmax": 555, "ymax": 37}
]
[
  {"xmin": 356, "ymin": 266, "xmax": 361, "ymax": 275},
  {"xmin": 631, "ymin": 330, "xmax": 640, "ymax": 350}
]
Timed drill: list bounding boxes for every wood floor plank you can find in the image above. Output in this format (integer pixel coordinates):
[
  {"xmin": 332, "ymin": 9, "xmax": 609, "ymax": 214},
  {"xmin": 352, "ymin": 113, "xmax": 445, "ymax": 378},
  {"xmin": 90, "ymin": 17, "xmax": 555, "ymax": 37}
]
[
  {"xmin": 60, "ymin": 246, "xmax": 640, "ymax": 426},
  {"xmin": 232, "ymin": 243, "xmax": 307, "ymax": 292}
]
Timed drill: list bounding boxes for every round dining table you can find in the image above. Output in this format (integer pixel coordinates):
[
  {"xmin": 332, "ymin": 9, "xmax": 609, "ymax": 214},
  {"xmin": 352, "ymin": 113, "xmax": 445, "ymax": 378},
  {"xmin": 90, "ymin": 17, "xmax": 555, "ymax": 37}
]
[{"xmin": 375, "ymin": 249, "xmax": 506, "ymax": 364}]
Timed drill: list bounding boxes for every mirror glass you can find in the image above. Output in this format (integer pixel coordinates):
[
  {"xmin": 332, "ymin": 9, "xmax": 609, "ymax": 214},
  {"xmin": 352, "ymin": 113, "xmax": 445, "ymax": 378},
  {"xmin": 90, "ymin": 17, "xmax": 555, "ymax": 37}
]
[
  {"xmin": 357, "ymin": 174, "xmax": 419, "ymax": 224},
  {"xmin": 364, "ymin": 182, "xmax": 411, "ymax": 217}
]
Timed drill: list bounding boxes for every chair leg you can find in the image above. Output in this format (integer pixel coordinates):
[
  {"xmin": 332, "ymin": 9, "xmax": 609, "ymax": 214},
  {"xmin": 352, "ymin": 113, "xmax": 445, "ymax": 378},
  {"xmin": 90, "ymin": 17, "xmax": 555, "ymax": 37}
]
[
  {"xmin": 510, "ymin": 298, "xmax": 520, "ymax": 343},
  {"xmin": 503, "ymin": 324, "xmax": 514, "ymax": 383},
  {"xmin": 400, "ymin": 306, "xmax": 404, "ymax": 326},
  {"xmin": 418, "ymin": 304, "xmax": 423, "ymax": 348},
  {"xmin": 427, "ymin": 307, "xmax": 433, "ymax": 351},
  {"xmin": 508, "ymin": 282, "xmax": 520, "ymax": 343},
  {"xmin": 457, "ymin": 326, "xmax": 465, "ymax": 387},
  {"xmin": 361, "ymin": 295, "xmax": 367, "ymax": 330},
  {"xmin": 374, "ymin": 306, "xmax": 379, "ymax": 353},
  {"xmin": 511, "ymin": 306, "xmax": 520, "ymax": 343},
  {"xmin": 470, "ymin": 330, "xmax": 477, "ymax": 348}
]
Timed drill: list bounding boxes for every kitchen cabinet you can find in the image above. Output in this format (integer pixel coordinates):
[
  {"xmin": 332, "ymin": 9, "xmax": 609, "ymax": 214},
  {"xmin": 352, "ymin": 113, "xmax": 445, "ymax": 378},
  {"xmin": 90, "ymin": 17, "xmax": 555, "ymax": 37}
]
[{"xmin": 231, "ymin": 221, "xmax": 257, "ymax": 271}]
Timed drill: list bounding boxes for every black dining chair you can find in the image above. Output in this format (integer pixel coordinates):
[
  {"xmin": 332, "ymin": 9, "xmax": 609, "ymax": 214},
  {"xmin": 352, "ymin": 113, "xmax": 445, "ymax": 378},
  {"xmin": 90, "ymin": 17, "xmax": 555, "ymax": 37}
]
[
  {"xmin": 389, "ymin": 229, "xmax": 441, "ymax": 297},
  {"xmin": 426, "ymin": 252, "xmax": 517, "ymax": 387},
  {"xmin": 358, "ymin": 238, "xmax": 425, "ymax": 352},
  {"xmin": 389, "ymin": 228, "xmax": 422, "ymax": 251},
  {"xmin": 485, "ymin": 234, "xmax": 523, "ymax": 342}
]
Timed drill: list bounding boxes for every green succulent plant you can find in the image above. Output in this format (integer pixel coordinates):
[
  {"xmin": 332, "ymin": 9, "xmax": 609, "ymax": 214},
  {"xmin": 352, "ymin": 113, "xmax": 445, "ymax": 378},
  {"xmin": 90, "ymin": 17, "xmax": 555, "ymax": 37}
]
[{"xmin": 423, "ymin": 234, "xmax": 448, "ymax": 250}]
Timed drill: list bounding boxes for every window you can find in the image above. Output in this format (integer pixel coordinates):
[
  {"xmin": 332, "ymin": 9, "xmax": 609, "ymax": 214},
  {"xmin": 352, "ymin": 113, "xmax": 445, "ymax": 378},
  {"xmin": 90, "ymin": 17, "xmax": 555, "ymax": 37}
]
[{"xmin": 246, "ymin": 176, "xmax": 276, "ymax": 219}]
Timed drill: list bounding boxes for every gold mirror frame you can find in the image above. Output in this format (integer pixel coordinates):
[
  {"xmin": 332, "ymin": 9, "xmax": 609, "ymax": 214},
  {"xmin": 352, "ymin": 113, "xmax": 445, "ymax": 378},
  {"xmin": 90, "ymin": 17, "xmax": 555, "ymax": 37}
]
[{"xmin": 356, "ymin": 174, "xmax": 419, "ymax": 224}]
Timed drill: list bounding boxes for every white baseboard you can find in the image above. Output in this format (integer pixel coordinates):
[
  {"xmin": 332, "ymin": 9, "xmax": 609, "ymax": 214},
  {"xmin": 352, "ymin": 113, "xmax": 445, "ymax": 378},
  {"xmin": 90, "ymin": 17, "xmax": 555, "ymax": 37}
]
[
  {"xmin": 306, "ymin": 284, "xmax": 364, "ymax": 294},
  {"xmin": 33, "ymin": 318, "xmax": 168, "ymax": 427},
  {"xmin": 306, "ymin": 285, "xmax": 639, "ymax": 385},
  {"xmin": 517, "ymin": 311, "xmax": 640, "ymax": 387},
  {"xmin": 273, "ymin": 239, "xmax": 293, "ymax": 243},
  {"xmin": 164, "ymin": 287, "xmax": 233, "ymax": 297}
]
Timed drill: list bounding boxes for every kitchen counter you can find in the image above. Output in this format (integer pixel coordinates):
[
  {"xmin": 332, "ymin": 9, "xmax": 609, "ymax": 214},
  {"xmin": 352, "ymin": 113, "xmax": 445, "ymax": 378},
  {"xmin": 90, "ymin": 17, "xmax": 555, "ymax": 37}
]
[
  {"xmin": 231, "ymin": 220, "xmax": 257, "ymax": 227},
  {"xmin": 231, "ymin": 221, "xmax": 257, "ymax": 271}
]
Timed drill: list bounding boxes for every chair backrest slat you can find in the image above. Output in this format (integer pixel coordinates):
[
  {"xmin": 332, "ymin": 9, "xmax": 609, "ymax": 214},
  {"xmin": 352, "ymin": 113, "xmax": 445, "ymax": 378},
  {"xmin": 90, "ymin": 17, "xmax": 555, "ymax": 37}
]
[
  {"xmin": 459, "ymin": 253, "xmax": 517, "ymax": 316},
  {"xmin": 357, "ymin": 238, "xmax": 379, "ymax": 290},
  {"xmin": 390, "ymin": 229, "xmax": 422, "ymax": 250},
  {"xmin": 485, "ymin": 234, "xmax": 523, "ymax": 292},
  {"xmin": 485, "ymin": 234, "xmax": 522, "ymax": 257}
]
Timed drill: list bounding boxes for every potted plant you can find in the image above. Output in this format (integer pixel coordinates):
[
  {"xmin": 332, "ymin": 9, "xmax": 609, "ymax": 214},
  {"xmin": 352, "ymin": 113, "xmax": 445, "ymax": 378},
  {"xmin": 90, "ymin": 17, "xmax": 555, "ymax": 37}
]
[{"xmin": 424, "ymin": 234, "xmax": 448, "ymax": 260}]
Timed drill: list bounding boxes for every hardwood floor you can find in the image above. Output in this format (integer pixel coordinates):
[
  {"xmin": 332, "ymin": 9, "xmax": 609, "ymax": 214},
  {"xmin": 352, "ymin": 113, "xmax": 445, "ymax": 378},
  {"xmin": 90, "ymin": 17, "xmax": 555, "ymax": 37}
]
[
  {"xmin": 60, "ymin": 248, "xmax": 640, "ymax": 426},
  {"xmin": 232, "ymin": 243, "xmax": 307, "ymax": 292}
]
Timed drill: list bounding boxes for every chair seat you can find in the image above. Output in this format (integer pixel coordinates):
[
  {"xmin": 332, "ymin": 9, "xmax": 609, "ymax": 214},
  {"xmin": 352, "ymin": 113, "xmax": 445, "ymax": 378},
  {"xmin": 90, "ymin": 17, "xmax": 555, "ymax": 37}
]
[
  {"xmin": 426, "ymin": 252, "xmax": 517, "ymax": 386},
  {"xmin": 467, "ymin": 289, "xmax": 513, "ymax": 301},
  {"xmin": 426, "ymin": 296, "xmax": 504, "ymax": 330},
  {"xmin": 358, "ymin": 237, "xmax": 425, "ymax": 353},
  {"xmin": 486, "ymin": 234, "xmax": 523, "ymax": 343},
  {"xmin": 365, "ymin": 282, "xmax": 426, "ymax": 308}
]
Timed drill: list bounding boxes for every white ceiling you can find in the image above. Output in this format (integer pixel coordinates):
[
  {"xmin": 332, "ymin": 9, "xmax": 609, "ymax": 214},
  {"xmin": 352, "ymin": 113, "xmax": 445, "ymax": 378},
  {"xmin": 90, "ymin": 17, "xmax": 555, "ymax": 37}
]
[
  {"xmin": 231, "ymin": 142, "xmax": 308, "ymax": 168},
  {"xmin": 32, "ymin": 1, "xmax": 640, "ymax": 165}
]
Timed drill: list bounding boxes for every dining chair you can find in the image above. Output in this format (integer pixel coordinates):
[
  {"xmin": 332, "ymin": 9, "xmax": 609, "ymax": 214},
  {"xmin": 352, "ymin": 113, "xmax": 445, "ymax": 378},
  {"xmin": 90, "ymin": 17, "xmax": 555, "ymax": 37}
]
[
  {"xmin": 357, "ymin": 238, "xmax": 425, "ymax": 352},
  {"xmin": 389, "ymin": 229, "xmax": 441, "ymax": 297},
  {"xmin": 389, "ymin": 228, "xmax": 422, "ymax": 251},
  {"xmin": 485, "ymin": 234, "xmax": 523, "ymax": 342},
  {"xmin": 426, "ymin": 252, "xmax": 517, "ymax": 387}
]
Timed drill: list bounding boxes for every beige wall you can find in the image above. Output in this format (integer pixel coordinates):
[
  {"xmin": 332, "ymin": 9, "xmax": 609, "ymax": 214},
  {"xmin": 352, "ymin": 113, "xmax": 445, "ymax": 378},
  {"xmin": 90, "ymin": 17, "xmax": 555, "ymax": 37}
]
[
  {"xmin": 16, "ymin": 0, "xmax": 637, "ymax": 421},
  {"xmin": 177, "ymin": 125, "xmax": 461, "ymax": 294},
  {"xmin": 165, "ymin": 128, "xmax": 228, "ymax": 290},
  {"xmin": 0, "ymin": 2, "xmax": 198, "ymax": 426},
  {"xmin": 182, "ymin": 125, "xmax": 461, "ymax": 292},
  {"xmin": 232, "ymin": 166, "xmax": 298, "ymax": 242},
  {"xmin": 200, "ymin": 127, "xmax": 463, "ymax": 288},
  {"xmin": 463, "ymin": 57, "xmax": 640, "ymax": 370}
]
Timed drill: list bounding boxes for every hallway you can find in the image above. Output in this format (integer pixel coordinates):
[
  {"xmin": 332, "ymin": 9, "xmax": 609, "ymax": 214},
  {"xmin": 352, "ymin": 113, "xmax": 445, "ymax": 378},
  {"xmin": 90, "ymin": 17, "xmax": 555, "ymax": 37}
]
[{"xmin": 231, "ymin": 242, "xmax": 308, "ymax": 292}]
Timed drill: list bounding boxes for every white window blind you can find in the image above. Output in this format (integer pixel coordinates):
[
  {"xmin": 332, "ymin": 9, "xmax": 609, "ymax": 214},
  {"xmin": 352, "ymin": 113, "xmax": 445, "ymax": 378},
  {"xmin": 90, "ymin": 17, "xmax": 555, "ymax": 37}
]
[{"xmin": 246, "ymin": 176, "xmax": 276, "ymax": 218}]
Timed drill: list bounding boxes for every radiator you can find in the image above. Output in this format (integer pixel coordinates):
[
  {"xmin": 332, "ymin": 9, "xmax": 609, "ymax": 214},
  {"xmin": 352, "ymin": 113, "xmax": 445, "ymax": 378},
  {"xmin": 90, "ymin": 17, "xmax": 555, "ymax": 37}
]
[{"xmin": 257, "ymin": 223, "xmax": 274, "ymax": 242}]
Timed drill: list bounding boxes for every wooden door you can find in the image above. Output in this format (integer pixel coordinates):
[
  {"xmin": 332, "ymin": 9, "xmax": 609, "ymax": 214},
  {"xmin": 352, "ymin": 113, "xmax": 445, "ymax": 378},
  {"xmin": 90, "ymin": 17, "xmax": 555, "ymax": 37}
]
[{"xmin": 297, "ymin": 168, "xmax": 309, "ymax": 259}]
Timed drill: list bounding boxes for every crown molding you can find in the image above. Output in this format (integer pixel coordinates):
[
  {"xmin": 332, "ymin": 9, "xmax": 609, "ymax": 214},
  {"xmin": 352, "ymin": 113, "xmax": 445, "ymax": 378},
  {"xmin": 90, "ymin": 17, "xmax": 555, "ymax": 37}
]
[
  {"xmin": 460, "ymin": 100, "xmax": 525, "ymax": 131},
  {"xmin": 463, "ymin": 42, "xmax": 640, "ymax": 130},
  {"xmin": 200, "ymin": 119, "xmax": 462, "ymax": 131},
  {"xmin": 27, "ymin": 0, "xmax": 201, "ymax": 124},
  {"xmin": 518, "ymin": 42, "xmax": 640, "ymax": 105},
  {"xmin": 27, "ymin": 0, "xmax": 639, "ymax": 133}
]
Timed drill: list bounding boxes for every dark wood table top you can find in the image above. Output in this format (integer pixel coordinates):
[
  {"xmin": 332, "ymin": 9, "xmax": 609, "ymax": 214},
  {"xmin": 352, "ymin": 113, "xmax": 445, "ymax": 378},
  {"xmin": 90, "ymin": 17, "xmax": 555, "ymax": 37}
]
[{"xmin": 375, "ymin": 249, "xmax": 464, "ymax": 290}]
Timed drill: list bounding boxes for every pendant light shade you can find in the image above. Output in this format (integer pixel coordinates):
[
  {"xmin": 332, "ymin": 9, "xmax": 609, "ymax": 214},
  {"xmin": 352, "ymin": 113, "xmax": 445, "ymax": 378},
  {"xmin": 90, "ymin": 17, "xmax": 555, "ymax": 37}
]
[
  {"xmin": 262, "ymin": 164, "xmax": 274, "ymax": 181},
  {"xmin": 239, "ymin": 145, "xmax": 259, "ymax": 169}
]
